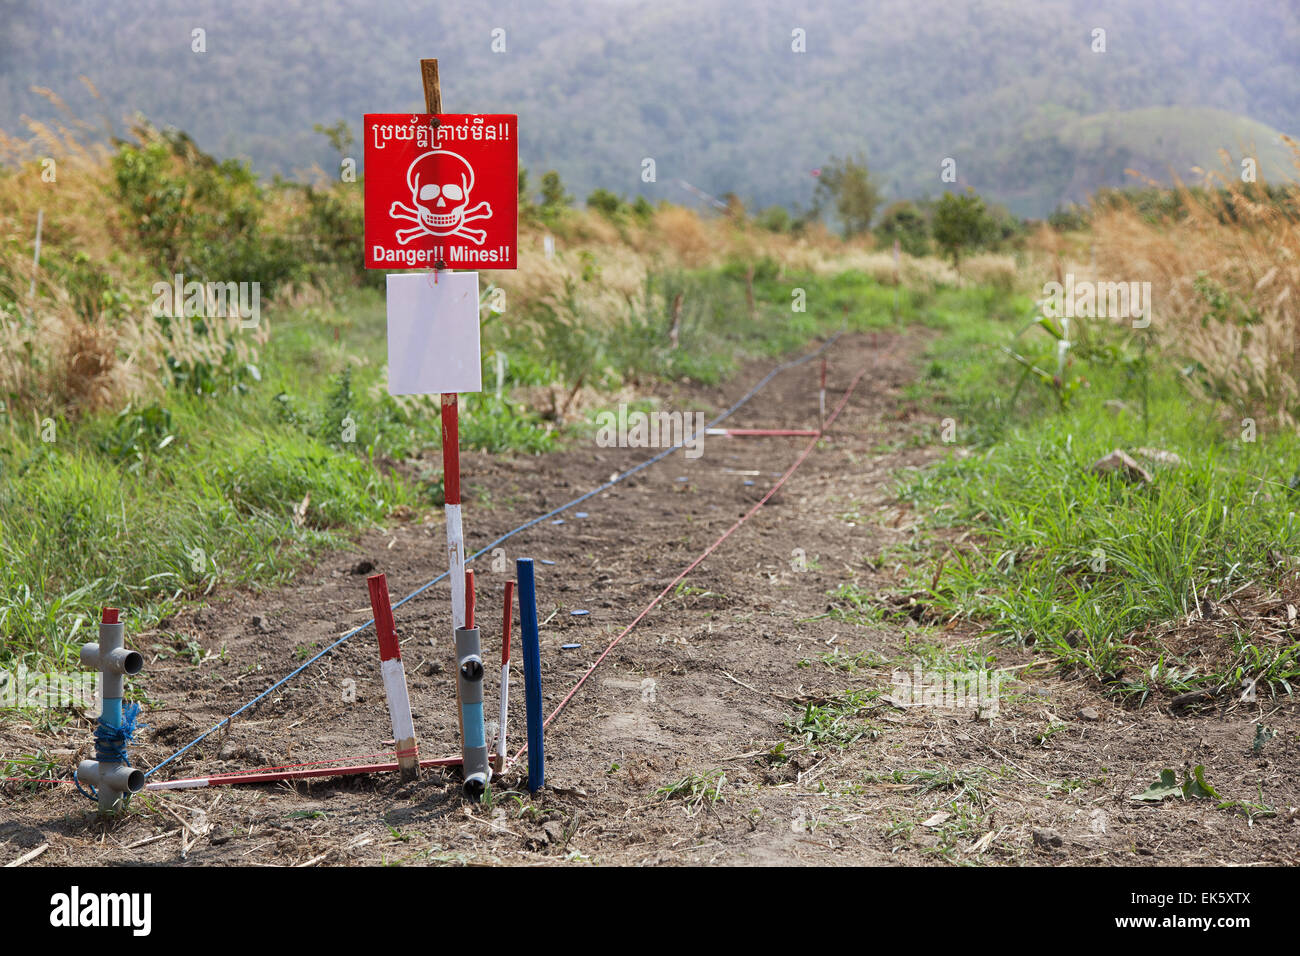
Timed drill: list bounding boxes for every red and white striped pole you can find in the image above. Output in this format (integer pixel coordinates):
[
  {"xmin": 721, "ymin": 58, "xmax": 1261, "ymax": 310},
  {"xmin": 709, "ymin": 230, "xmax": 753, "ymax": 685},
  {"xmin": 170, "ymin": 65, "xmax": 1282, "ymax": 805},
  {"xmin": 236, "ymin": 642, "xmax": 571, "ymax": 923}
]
[
  {"xmin": 367, "ymin": 572, "xmax": 419, "ymax": 781},
  {"xmin": 145, "ymin": 754, "xmax": 466, "ymax": 791},
  {"xmin": 442, "ymin": 392, "xmax": 467, "ymax": 747},
  {"xmin": 704, "ymin": 428, "xmax": 821, "ymax": 438},
  {"xmin": 496, "ymin": 580, "xmax": 515, "ymax": 773}
]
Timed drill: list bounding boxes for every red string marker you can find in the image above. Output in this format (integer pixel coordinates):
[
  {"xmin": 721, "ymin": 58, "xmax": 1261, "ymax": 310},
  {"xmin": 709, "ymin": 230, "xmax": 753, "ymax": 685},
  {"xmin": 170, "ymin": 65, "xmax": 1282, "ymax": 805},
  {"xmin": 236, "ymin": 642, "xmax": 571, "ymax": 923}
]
[{"xmin": 506, "ymin": 356, "xmax": 879, "ymax": 775}]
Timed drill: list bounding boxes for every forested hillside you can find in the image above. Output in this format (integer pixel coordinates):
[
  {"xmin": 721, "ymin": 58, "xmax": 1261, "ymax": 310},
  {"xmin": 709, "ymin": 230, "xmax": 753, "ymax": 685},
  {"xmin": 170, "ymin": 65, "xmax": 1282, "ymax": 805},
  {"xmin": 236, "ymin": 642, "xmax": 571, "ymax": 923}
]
[{"xmin": 2, "ymin": 0, "xmax": 1297, "ymax": 216}]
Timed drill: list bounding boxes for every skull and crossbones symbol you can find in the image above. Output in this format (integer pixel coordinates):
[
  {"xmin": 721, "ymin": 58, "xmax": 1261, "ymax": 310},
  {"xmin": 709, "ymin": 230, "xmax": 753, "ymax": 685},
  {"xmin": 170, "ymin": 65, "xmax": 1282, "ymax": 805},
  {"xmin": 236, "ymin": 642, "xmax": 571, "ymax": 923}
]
[{"xmin": 389, "ymin": 149, "xmax": 492, "ymax": 245}]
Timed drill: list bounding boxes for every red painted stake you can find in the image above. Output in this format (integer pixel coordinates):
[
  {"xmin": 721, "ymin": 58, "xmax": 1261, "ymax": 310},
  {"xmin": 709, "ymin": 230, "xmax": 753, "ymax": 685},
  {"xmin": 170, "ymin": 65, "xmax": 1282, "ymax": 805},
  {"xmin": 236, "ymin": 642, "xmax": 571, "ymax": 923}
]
[
  {"xmin": 440, "ymin": 393, "xmax": 461, "ymax": 506},
  {"xmin": 495, "ymin": 580, "xmax": 515, "ymax": 771},
  {"xmin": 146, "ymin": 754, "xmax": 467, "ymax": 791},
  {"xmin": 465, "ymin": 569, "xmax": 476, "ymax": 630},
  {"xmin": 442, "ymin": 392, "xmax": 467, "ymax": 747},
  {"xmin": 367, "ymin": 573, "xmax": 419, "ymax": 781},
  {"xmin": 367, "ymin": 574, "xmax": 400, "ymax": 661},
  {"xmin": 501, "ymin": 582, "xmax": 514, "ymax": 667}
]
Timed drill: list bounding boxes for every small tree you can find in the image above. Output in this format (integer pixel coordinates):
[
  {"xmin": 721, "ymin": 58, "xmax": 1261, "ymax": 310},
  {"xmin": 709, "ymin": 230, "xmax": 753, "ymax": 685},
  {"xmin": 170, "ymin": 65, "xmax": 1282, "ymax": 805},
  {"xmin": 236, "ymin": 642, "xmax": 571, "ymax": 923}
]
[
  {"xmin": 813, "ymin": 154, "xmax": 881, "ymax": 238},
  {"xmin": 539, "ymin": 170, "xmax": 572, "ymax": 214},
  {"xmin": 932, "ymin": 191, "xmax": 993, "ymax": 269},
  {"xmin": 722, "ymin": 191, "xmax": 746, "ymax": 222},
  {"xmin": 756, "ymin": 205, "xmax": 792, "ymax": 233},
  {"xmin": 586, "ymin": 187, "xmax": 623, "ymax": 217},
  {"xmin": 875, "ymin": 201, "xmax": 930, "ymax": 256}
]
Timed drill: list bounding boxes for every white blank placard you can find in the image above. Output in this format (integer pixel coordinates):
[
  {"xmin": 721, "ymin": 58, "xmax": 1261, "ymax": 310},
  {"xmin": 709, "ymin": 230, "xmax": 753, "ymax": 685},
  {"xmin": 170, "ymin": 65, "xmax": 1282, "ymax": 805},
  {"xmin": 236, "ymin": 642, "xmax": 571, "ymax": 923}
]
[{"xmin": 386, "ymin": 271, "xmax": 482, "ymax": 395}]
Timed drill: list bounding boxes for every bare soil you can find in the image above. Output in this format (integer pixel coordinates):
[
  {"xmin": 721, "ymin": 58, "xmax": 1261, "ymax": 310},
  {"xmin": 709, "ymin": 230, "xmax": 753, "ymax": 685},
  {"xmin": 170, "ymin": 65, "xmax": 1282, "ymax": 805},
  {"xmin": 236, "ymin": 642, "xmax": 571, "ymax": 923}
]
[{"xmin": 4, "ymin": 330, "xmax": 1298, "ymax": 866}]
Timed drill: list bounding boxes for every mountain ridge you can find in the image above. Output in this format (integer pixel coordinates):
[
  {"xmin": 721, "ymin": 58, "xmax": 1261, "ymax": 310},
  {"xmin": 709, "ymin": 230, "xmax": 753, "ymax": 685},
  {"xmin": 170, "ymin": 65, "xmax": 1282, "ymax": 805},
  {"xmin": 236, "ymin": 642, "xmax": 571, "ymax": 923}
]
[{"xmin": 0, "ymin": 0, "xmax": 1296, "ymax": 217}]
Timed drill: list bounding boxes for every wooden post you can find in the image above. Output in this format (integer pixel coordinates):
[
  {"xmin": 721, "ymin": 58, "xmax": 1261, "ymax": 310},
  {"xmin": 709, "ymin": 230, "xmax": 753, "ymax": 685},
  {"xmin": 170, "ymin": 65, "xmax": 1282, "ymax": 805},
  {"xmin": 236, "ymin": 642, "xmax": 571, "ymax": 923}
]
[
  {"xmin": 29, "ymin": 209, "xmax": 43, "ymax": 299},
  {"xmin": 668, "ymin": 292, "xmax": 683, "ymax": 350},
  {"xmin": 422, "ymin": 58, "xmax": 468, "ymax": 750},
  {"xmin": 892, "ymin": 238, "xmax": 900, "ymax": 320},
  {"xmin": 420, "ymin": 58, "xmax": 442, "ymax": 114}
]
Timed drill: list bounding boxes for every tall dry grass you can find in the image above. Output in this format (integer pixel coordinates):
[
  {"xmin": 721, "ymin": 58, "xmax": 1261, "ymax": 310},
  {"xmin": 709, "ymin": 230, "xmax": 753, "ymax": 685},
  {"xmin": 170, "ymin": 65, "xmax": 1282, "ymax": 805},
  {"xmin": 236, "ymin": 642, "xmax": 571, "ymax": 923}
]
[
  {"xmin": 3, "ymin": 90, "xmax": 1019, "ymax": 420},
  {"xmin": 0, "ymin": 97, "xmax": 270, "ymax": 418},
  {"xmin": 488, "ymin": 203, "xmax": 875, "ymax": 345},
  {"xmin": 0, "ymin": 92, "xmax": 142, "ymax": 414},
  {"xmin": 1086, "ymin": 141, "xmax": 1300, "ymax": 424}
]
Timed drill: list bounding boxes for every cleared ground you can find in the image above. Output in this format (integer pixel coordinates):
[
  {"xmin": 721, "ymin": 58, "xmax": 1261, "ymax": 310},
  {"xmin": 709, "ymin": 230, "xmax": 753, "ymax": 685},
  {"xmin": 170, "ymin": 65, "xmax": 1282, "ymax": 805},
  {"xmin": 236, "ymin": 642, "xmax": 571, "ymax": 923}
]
[{"xmin": 3, "ymin": 331, "xmax": 1297, "ymax": 865}]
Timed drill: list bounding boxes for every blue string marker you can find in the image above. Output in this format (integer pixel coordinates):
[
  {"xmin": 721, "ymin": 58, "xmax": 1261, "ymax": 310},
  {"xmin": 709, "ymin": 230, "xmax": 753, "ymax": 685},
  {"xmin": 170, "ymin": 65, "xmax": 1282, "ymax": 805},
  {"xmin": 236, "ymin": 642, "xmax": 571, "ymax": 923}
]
[{"xmin": 516, "ymin": 558, "xmax": 545, "ymax": 794}]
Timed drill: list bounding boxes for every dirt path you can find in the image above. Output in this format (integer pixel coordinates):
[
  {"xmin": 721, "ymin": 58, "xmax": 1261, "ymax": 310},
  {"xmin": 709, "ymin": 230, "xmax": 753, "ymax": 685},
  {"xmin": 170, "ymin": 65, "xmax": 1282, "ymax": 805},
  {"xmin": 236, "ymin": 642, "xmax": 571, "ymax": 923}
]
[{"xmin": 5, "ymin": 330, "xmax": 1298, "ymax": 866}]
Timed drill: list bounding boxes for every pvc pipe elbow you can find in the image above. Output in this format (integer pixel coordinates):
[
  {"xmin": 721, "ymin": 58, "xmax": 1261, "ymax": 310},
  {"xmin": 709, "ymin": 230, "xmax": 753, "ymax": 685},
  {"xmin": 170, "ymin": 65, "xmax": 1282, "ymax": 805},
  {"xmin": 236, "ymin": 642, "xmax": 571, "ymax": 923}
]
[
  {"xmin": 106, "ymin": 646, "xmax": 144, "ymax": 676},
  {"xmin": 459, "ymin": 655, "xmax": 484, "ymax": 681},
  {"xmin": 80, "ymin": 643, "xmax": 144, "ymax": 676},
  {"xmin": 463, "ymin": 772, "xmax": 489, "ymax": 799},
  {"xmin": 78, "ymin": 759, "xmax": 145, "ymax": 795}
]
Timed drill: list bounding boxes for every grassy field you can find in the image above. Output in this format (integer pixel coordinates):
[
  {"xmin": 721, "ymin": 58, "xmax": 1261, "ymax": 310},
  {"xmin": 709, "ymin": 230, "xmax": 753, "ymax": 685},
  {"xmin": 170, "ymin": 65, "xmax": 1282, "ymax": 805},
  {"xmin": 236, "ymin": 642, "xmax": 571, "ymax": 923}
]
[
  {"xmin": 856, "ymin": 289, "xmax": 1300, "ymax": 704},
  {"xmin": 0, "ymin": 117, "xmax": 935, "ymax": 683},
  {"xmin": 0, "ymin": 261, "xmax": 918, "ymax": 683},
  {"xmin": 3, "ymin": 113, "xmax": 1296, "ymax": 727}
]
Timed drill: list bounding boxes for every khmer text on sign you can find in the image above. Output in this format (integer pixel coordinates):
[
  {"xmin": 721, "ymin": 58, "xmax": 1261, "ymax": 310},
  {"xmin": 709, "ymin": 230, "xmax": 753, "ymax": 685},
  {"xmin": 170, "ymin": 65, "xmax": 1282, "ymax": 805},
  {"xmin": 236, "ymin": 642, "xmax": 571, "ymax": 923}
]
[{"xmin": 364, "ymin": 114, "xmax": 518, "ymax": 270}]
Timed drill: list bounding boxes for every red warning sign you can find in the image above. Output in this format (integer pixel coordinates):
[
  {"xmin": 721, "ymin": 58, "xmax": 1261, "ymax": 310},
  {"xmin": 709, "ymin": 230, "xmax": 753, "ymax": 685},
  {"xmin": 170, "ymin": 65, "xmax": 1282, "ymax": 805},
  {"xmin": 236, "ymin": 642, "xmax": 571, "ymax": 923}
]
[{"xmin": 364, "ymin": 114, "xmax": 517, "ymax": 270}]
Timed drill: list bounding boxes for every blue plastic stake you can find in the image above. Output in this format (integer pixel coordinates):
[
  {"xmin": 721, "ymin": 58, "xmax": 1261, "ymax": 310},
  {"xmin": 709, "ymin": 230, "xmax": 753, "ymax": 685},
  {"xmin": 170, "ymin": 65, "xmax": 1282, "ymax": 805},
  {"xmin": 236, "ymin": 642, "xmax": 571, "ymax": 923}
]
[{"xmin": 516, "ymin": 558, "xmax": 545, "ymax": 794}]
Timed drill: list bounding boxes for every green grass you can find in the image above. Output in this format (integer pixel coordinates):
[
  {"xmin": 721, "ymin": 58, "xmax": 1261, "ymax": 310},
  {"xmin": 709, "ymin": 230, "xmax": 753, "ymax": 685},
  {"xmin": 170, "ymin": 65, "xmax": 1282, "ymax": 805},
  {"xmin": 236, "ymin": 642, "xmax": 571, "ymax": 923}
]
[
  {"xmin": 0, "ymin": 406, "xmax": 415, "ymax": 673},
  {"xmin": 0, "ymin": 264, "xmax": 935, "ymax": 686},
  {"xmin": 786, "ymin": 690, "xmax": 883, "ymax": 748},
  {"xmin": 655, "ymin": 768, "xmax": 727, "ymax": 815},
  {"xmin": 897, "ymin": 295, "xmax": 1300, "ymax": 699}
]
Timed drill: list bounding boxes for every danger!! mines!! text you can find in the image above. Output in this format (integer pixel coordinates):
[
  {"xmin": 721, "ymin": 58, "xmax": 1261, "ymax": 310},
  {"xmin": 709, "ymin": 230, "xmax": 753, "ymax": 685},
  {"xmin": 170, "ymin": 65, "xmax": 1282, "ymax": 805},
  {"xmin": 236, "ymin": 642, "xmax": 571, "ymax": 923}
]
[{"xmin": 371, "ymin": 245, "xmax": 512, "ymax": 266}]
